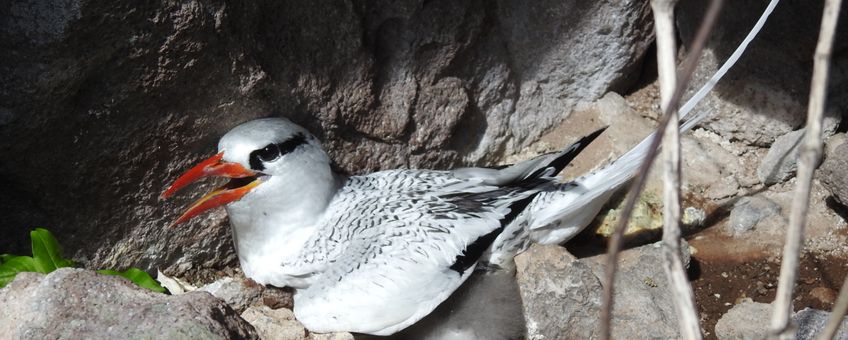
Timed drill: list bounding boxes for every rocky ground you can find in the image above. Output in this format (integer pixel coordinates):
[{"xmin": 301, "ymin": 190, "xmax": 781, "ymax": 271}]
[
  {"xmin": 544, "ymin": 84, "xmax": 848, "ymax": 339},
  {"xmin": 2, "ymin": 1, "xmax": 848, "ymax": 339},
  {"xmin": 2, "ymin": 84, "xmax": 846, "ymax": 339}
]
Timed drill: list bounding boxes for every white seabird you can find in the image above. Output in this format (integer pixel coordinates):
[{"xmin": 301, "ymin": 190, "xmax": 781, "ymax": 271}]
[{"xmin": 162, "ymin": 112, "xmax": 705, "ymax": 335}]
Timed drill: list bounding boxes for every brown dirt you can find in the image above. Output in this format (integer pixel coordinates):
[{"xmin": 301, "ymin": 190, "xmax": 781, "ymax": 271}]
[
  {"xmin": 689, "ymin": 232, "xmax": 848, "ymax": 340},
  {"xmin": 565, "ymin": 212, "xmax": 847, "ymax": 340}
]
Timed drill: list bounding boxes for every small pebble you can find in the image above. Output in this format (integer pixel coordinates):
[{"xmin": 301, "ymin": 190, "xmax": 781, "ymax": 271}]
[{"xmin": 809, "ymin": 287, "xmax": 838, "ymax": 306}]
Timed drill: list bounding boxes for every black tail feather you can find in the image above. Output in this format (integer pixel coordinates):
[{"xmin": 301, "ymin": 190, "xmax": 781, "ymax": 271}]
[{"xmin": 525, "ymin": 126, "xmax": 608, "ymax": 180}]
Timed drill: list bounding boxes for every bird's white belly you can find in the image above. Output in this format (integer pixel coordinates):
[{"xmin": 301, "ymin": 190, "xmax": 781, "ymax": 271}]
[{"xmin": 232, "ymin": 217, "xmax": 319, "ymax": 288}]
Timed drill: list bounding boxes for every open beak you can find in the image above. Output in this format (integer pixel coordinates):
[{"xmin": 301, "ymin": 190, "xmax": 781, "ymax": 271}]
[{"xmin": 162, "ymin": 152, "xmax": 261, "ymax": 227}]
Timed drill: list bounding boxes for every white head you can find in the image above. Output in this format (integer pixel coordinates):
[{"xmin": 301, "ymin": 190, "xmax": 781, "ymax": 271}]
[
  {"xmin": 162, "ymin": 118, "xmax": 336, "ymax": 225},
  {"xmin": 217, "ymin": 118, "xmax": 327, "ymax": 176}
]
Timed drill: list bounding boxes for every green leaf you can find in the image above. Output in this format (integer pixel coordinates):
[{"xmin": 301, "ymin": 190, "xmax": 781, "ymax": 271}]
[
  {"xmin": 0, "ymin": 254, "xmax": 13, "ymax": 265},
  {"xmin": 0, "ymin": 256, "xmax": 38, "ymax": 288},
  {"xmin": 30, "ymin": 228, "xmax": 75, "ymax": 273},
  {"xmin": 98, "ymin": 268, "xmax": 166, "ymax": 293}
]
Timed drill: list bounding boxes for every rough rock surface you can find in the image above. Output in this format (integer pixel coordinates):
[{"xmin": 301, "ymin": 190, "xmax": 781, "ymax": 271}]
[
  {"xmin": 757, "ymin": 129, "xmax": 805, "ymax": 185},
  {"xmin": 715, "ymin": 301, "xmax": 848, "ymax": 340},
  {"xmin": 0, "ymin": 268, "xmax": 258, "ymax": 339},
  {"xmin": 197, "ymin": 276, "xmax": 294, "ymax": 313},
  {"xmin": 0, "ymin": 0, "xmax": 654, "ymax": 275},
  {"xmin": 241, "ymin": 306, "xmax": 306, "ymax": 340},
  {"xmin": 515, "ymin": 242, "xmax": 690, "ymax": 339},
  {"xmin": 515, "ymin": 244, "xmax": 602, "ymax": 340},
  {"xmin": 240, "ymin": 306, "xmax": 355, "ymax": 340},
  {"xmin": 794, "ymin": 308, "xmax": 848, "ymax": 340},
  {"xmin": 677, "ymin": 1, "xmax": 848, "ymax": 147},
  {"xmin": 728, "ymin": 195, "xmax": 782, "ymax": 235},
  {"xmin": 199, "ymin": 276, "xmax": 264, "ymax": 313},
  {"xmin": 820, "ymin": 141, "xmax": 848, "ymax": 207},
  {"xmin": 714, "ymin": 300, "xmax": 773, "ymax": 340}
]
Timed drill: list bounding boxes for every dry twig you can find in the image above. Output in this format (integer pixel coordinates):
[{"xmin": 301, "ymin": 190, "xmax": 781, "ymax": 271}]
[
  {"xmin": 769, "ymin": 0, "xmax": 843, "ymax": 338},
  {"xmin": 598, "ymin": 1, "xmax": 723, "ymax": 339},
  {"xmin": 652, "ymin": 0, "xmax": 702, "ymax": 339},
  {"xmin": 819, "ymin": 275, "xmax": 848, "ymax": 340}
]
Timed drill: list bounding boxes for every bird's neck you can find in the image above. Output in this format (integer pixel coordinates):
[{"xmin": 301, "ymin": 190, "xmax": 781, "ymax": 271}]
[{"xmin": 224, "ymin": 165, "xmax": 343, "ymax": 285}]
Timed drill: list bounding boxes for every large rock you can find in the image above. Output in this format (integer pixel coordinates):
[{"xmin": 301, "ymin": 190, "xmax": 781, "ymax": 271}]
[
  {"xmin": 794, "ymin": 308, "xmax": 848, "ymax": 340},
  {"xmin": 727, "ymin": 195, "xmax": 782, "ymax": 235},
  {"xmin": 714, "ymin": 300, "xmax": 773, "ymax": 340},
  {"xmin": 241, "ymin": 306, "xmax": 308, "ymax": 340},
  {"xmin": 0, "ymin": 268, "xmax": 258, "ymax": 339},
  {"xmin": 198, "ymin": 276, "xmax": 294, "ymax": 313},
  {"xmin": 199, "ymin": 276, "xmax": 264, "ymax": 313},
  {"xmin": 676, "ymin": 1, "xmax": 848, "ymax": 147},
  {"xmin": 757, "ymin": 129, "xmax": 806, "ymax": 185},
  {"xmin": 515, "ymin": 242, "xmax": 691, "ymax": 339},
  {"xmin": 715, "ymin": 301, "xmax": 848, "ymax": 340},
  {"xmin": 515, "ymin": 244, "xmax": 602, "ymax": 340},
  {"xmin": 0, "ymin": 0, "xmax": 655, "ymax": 274},
  {"xmin": 240, "ymin": 306, "xmax": 354, "ymax": 340},
  {"xmin": 820, "ymin": 141, "xmax": 848, "ymax": 207}
]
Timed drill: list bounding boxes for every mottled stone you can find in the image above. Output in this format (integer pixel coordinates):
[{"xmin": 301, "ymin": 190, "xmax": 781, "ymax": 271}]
[
  {"xmin": 0, "ymin": 0, "xmax": 656, "ymax": 275},
  {"xmin": 515, "ymin": 241, "xmax": 690, "ymax": 339},
  {"xmin": 241, "ymin": 306, "xmax": 307, "ymax": 340},
  {"xmin": 199, "ymin": 276, "xmax": 263, "ymax": 313},
  {"xmin": 515, "ymin": 244, "xmax": 602, "ymax": 340},
  {"xmin": 240, "ymin": 306, "xmax": 355, "ymax": 340},
  {"xmin": 716, "ymin": 302, "xmax": 848, "ymax": 340},
  {"xmin": 0, "ymin": 268, "xmax": 258, "ymax": 339},
  {"xmin": 820, "ymin": 142, "xmax": 848, "ymax": 207},
  {"xmin": 714, "ymin": 300, "xmax": 772, "ymax": 340},
  {"xmin": 794, "ymin": 308, "xmax": 848, "ymax": 340},
  {"xmin": 677, "ymin": 1, "xmax": 848, "ymax": 147},
  {"xmin": 728, "ymin": 196, "xmax": 782, "ymax": 235},
  {"xmin": 758, "ymin": 129, "xmax": 805, "ymax": 185}
]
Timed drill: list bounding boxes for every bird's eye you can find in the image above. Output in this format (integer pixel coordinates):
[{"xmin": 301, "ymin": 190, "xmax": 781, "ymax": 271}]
[{"xmin": 256, "ymin": 143, "xmax": 280, "ymax": 162}]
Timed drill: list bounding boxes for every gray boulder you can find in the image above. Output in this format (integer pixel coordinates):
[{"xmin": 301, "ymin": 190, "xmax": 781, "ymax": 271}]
[
  {"xmin": 241, "ymin": 306, "xmax": 312, "ymax": 340},
  {"xmin": 757, "ymin": 129, "xmax": 805, "ymax": 185},
  {"xmin": 714, "ymin": 300, "xmax": 773, "ymax": 340},
  {"xmin": 794, "ymin": 308, "xmax": 848, "ymax": 340},
  {"xmin": 515, "ymin": 244, "xmax": 602, "ymax": 340},
  {"xmin": 198, "ymin": 276, "xmax": 294, "ymax": 313},
  {"xmin": 820, "ymin": 141, "xmax": 848, "ymax": 207},
  {"xmin": 0, "ymin": 268, "xmax": 258, "ymax": 339},
  {"xmin": 727, "ymin": 196, "xmax": 782, "ymax": 235},
  {"xmin": 515, "ymin": 241, "xmax": 691, "ymax": 339},
  {"xmin": 715, "ymin": 301, "xmax": 848, "ymax": 340},
  {"xmin": 0, "ymin": 0, "xmax": 654, "ymax": 275},
  {"xmin": 677, "ymin": 1, "xmax": 848, "ymax": 147}
]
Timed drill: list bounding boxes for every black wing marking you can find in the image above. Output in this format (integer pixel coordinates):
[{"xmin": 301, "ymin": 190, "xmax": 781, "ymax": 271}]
[{"xmin": 448, "ymin": 192, "xmax": 540, "ymax": 274}]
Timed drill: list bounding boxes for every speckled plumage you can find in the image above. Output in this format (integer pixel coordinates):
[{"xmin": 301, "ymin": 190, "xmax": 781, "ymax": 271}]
[
  {"xmin": 171, "ymin": 110, "xmax": 707, "ymax": 335},
  {"xmin": 292, "ymin": 169, "xmax": 545, "ymax": 334}
]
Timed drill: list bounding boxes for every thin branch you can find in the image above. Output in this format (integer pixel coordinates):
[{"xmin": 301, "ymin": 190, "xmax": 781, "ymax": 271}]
[
  {"xmin": 770, "ymin": 0, "xmax": 843, "ymax": 338},
  {"xmin": 598, "ymin": 1, "xmax": 723, "ymax": 339},
  {"xmin": 652, "ymin": 0, "xmax": 703, "ymax": 339},
  {"xmin": 818, "ymin": 275, "xmax": 848, "ymax": 340}
]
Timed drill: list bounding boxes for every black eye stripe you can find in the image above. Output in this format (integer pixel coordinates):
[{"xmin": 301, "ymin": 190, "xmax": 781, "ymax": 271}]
[
  {"xmin": 248, "ymin": 133, "xmax": 308, "ymax": 171},
  {"xmin": 277, "ymin": 133, "xmax": 307, "ymax": 155}
]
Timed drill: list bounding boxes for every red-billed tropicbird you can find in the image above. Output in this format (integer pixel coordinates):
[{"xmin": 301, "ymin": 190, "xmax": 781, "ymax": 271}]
[{"xmin": 162, "ymin": 111, "xmax": 706, "ymax": 335}]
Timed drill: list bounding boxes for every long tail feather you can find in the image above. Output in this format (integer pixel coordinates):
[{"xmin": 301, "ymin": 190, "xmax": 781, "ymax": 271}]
[{"xmin": 524, "ymin": 0, "xmax": 779, "ymax": 244}]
